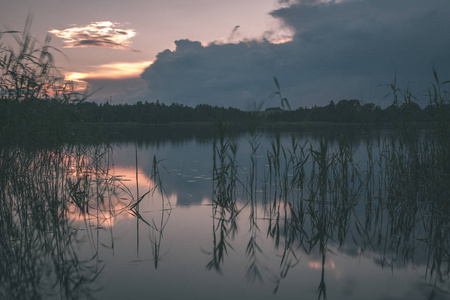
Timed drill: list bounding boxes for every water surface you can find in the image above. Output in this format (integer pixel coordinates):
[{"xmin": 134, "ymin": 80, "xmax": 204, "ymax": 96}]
[{"xmin": 1, "ymin": 126, "xmax": 449, "ymax": 299}]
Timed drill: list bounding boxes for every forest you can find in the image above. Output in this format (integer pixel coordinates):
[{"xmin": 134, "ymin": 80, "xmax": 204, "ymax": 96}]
[{"xmin": 1, "ymin": 96, "xmax": 448, "ymax": 127}]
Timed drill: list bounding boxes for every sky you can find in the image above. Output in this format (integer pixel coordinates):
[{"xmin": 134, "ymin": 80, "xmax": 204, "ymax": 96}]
[{"xmin": 1, "ymin": 0, "xmax": 450, "ymax": 109}]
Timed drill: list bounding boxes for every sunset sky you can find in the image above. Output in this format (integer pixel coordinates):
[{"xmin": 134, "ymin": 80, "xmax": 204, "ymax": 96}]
[{"xmin": 1, "ymin": 0, "xmax": 450, "ymax": 108}]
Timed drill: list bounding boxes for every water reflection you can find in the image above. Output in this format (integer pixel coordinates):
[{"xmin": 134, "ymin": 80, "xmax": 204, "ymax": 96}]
[
  {"xmin": 0, "ymin": 146, "xmax": 104, "ymax": 299},
  {"xmin": 205, "ymin": 127, "xmax": 450, "ymax": 299},
  {"xmin": 1, "ymin": 125, "xmax": 449, "ymax": 299}
]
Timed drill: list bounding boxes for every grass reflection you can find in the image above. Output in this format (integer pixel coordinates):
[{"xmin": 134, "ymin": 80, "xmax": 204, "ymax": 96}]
[
  {"xmin": 206, "ymin": 117, "xmax": 242, "ymax": 273},
  {"xmin": 0, "ymin": 142, "xmax": 172, "ymax": 298},
  {"xmin": 147, "ymin": 155, "xmax": 172, "ymax": 269},
  {"xmin": 0, "ymin": 144, "xmax": 105, "ymax": 299}
]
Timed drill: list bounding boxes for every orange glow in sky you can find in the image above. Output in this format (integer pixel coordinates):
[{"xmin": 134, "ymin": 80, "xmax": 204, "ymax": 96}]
[
  {"xmin": 270, "ymin": 36, "xmax": 294, "ymax": 44},
  {"xmin": 64, "ymin": 61, "xmax": 153, "ymax": 82}
]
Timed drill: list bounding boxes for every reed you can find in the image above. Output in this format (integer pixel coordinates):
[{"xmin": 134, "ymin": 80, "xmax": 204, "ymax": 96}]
[
  {"xmin": 0, "ymin": 144, "xmax": 105, "ymax": 299},
  {"xmin": 0, "ymin": 18, "xmax": 86, "ymax": 146}
]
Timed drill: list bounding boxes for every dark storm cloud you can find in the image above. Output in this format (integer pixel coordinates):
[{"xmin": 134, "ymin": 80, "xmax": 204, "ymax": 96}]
[
  {"xmin": 141, "ymin": 0, "xmax": 450, "ymax": 108},
  {"xmin": 141, "ymin": 39, "xmax": 282, "ymax": 107},
  {"xmin": 86, "ymin": 77, "xmax": 148, "ymax": 104}
]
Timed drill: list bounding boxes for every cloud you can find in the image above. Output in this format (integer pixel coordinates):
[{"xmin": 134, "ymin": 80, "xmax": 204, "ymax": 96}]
[
  {"xmin": 65, "ymin": 61, "xmax": 152, "ymax": 81},
  {"xmin": 85, "ymin": 77, "xmax": 148, "ymax": 104},
  {"xmin": 50, "ymin": 21, "xmax": 138, "ymax": 51},
  {"xmin": 141, "ymin": 0, "xmax": 450, "ymax": 108},
  {"xmin": 141, "ymin": 39, "xmax": 282, "ymax": 107}
]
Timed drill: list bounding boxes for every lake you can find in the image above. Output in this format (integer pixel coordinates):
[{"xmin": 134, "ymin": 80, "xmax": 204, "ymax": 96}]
[{"xmin": 1, "ymin": 125, "xmax": 449, "ymax": 300}]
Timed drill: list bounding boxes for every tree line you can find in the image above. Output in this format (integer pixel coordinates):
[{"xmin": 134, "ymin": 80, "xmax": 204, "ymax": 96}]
[
  {"xmin": 57, "ymin": 98, "xmax": 450, "ymax": 124},
  {"xmin": 1, "ymin": 97, "xmax": 449, "ymax": 128}
]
